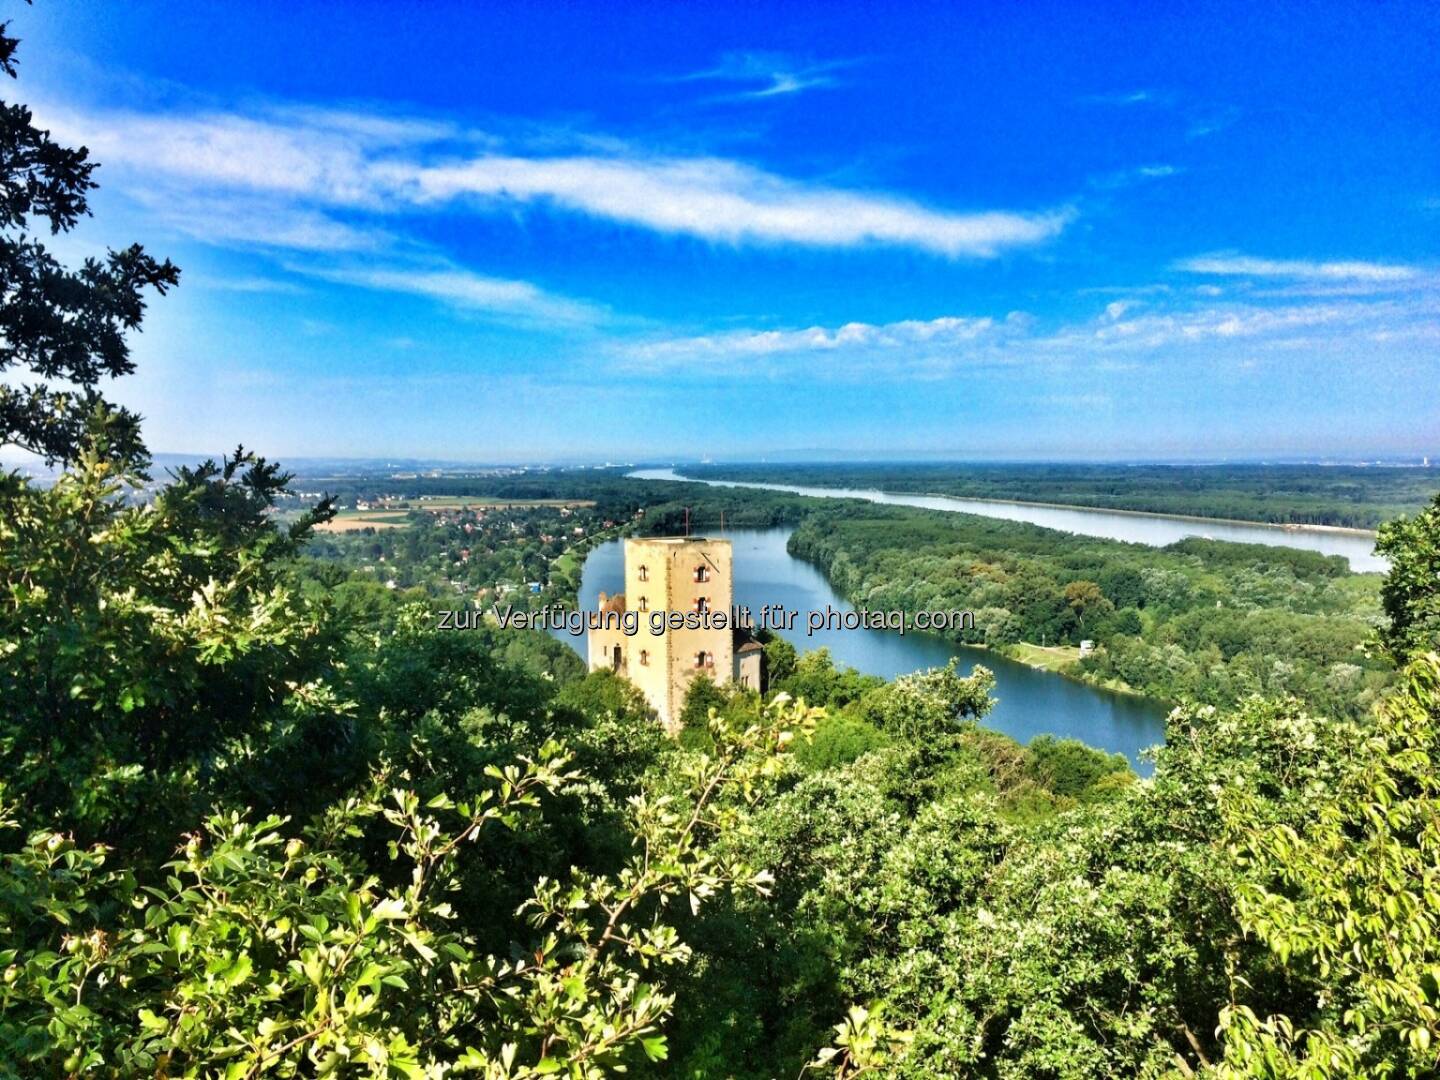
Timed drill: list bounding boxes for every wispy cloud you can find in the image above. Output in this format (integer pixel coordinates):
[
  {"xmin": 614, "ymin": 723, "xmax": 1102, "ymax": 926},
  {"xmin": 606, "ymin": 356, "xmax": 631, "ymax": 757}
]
[
  {"xmin": 674, "ymin": 51, "xmax": 851, "ymax": 100},
  {"xmin": 1176, "ymin": 253, "xmax": 1420, "ymax": 283},
  {"xmin": 1089, "ymin": 163, "xmax": 1182, "ymax": 190},
  {"xmin": 1080, "ymin": 89, "xmax": 1169, "ymax": 107},
  {"xmin": 615, "ymin": 286, "xmax": 1440, "ymax": 381},
  {"xmin": 620, "ymin": 313, "xmax": 1046, "ymax": 380},
  {"xmin": 1186, "ymin": 105, "xmax": 1241, "ymax": 139},
  {"xmin": 38, "ymin": 99, "xmax": 1072, "ymax": 259},
  {"xmin": 193, "ymin": 274, "xmax": 308, "ymax": 295},
  {"xmin": 407, "ymin": 156, "xmax": 1074, "ymax": 257},
  {"xmin": 291, "ymin": 261, "xmax": 610, "ymax": 327},
  {"xmin": 626, "ymin": 315, "xmax": 1000, "ymax": 369},
  {"xmin": 125, "ymin": 189, "xmax": 388, "ymax": 253}
]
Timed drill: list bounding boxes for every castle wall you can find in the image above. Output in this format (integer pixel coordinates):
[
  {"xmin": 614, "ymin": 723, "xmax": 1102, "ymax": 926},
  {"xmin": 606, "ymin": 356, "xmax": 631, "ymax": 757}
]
[{"xmin": 585, "ymin": 538, "xmax": 739, "ymax": 732}]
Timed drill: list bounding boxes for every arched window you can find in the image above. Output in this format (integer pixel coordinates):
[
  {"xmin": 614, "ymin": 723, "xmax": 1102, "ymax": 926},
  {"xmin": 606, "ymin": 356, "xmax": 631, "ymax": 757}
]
[
  {"xmin": 694, "ymin": 651, "xmax": 712, "ymax": 668},
  {"xmin": 694, "ymin": 596, "xmax": 710, "ymax": 613},
  {"xmin": 637, "ymin": 565, "xmax": 649, "ymax": 582},
  {"xmin": 637, "ymin": 597, "xmax": 649, "ymax": 612},
  {"xmin": 639, "ymin": 649, "xmax": 649, "ymax": 666},
  {"xmin": 693, "ymin": 564, "xmax": 711, "ymax": 582}
]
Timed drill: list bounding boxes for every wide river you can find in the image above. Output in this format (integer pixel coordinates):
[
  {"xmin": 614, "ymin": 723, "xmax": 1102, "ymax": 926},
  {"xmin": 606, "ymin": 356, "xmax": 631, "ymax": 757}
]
[
  {"xmin": 628, "ymin": 468, "xmax": 1386, "ymax": 573},
  {"xmin": 560, "ymin": 528, "xmax": 1169, "ymax": 773}
]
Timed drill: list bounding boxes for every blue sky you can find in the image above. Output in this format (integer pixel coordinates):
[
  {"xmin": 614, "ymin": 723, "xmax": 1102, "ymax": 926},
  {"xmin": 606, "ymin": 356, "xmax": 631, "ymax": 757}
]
[{"xmin": 11, "ymin": 0, "xmax": 1440, "ymax": 461}]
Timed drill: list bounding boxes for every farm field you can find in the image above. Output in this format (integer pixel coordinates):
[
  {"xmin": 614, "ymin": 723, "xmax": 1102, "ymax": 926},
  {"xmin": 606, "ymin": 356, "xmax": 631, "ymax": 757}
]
[{"xmin": 311, "ymin": 510, "xmax": 412, "ymax": 533}]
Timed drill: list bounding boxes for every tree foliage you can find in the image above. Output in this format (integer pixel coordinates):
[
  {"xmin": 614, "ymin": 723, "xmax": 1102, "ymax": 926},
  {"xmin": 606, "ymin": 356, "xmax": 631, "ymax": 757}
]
[
  {"xmin": 0, "ymin": 19, "xmax": 178, "ymax": 465},
  {"xmin": 1375, "ymin": 492, "xmax": 1440, "ymax": 661}
]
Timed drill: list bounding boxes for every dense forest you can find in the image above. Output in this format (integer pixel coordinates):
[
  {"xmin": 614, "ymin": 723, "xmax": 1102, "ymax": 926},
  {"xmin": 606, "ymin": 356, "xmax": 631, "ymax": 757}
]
[
  {"xmin": 787, "ymin": 505, "xmax": 1393, "ymax": 718},
  {"xmin": 683, "ymin": 463, "xmax": 1439, "ymax": 530},
  {"xmin": 4, "ymin": 23, "xmax": 1440, "ymax": 1079}
]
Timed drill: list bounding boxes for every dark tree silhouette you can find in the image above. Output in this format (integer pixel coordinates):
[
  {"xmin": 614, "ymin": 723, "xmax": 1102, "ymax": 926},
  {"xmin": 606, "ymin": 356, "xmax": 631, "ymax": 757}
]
[{"xmin": 0, "ymin": 17, "xmax": 178, "ymax": 465}]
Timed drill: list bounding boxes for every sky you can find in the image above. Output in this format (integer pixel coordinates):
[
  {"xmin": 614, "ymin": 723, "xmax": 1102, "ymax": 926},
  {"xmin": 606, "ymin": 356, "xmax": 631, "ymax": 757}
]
[{"xmin": 9, "ymin": 0, "xmax": 1440, "ymax": 462}]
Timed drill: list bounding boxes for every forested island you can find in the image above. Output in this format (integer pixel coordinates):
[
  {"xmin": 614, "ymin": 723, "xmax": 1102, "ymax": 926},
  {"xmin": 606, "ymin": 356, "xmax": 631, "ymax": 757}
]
[
  {"xmin": 785, "ymin": 505, "xmax": 1390, "ymax": 717},
  {"xmin": 4, "ymin": 20, "xmax": 1440, "ymax": 1080}
]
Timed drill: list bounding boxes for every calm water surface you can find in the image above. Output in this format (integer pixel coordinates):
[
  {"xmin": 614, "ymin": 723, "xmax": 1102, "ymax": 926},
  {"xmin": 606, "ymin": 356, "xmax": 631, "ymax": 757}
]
[
  {"xmin": 559, "ymin": 528, "xmax": 1168, "ymax": 773},
  {"xmin": 629, "ymin": 468, "xmax": 1385, "ymax": 573}
]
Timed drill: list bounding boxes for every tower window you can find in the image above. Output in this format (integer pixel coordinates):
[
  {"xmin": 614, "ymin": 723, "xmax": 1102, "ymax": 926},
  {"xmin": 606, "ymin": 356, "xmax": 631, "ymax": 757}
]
[
  {"xmin": 639, "ymin": 649, "xmax": 649, "ymax": 666},
  {"xmin": 637, "ymin": 597, "xmax": 649, "ymax": 612},
  {"xmin": 693, "ymin": 565, "xmax": 711, "ymax": 582},
  {"xmin": 694, "ymin": 651, "xmax": 713, "ymax": 668},
  {"xmin": 694, "ymin": 596, "xmax": 710, "ymax": 613},
  {"xmin": 637, "ymin": 565, "xmax": 649, "ymax": 582}
]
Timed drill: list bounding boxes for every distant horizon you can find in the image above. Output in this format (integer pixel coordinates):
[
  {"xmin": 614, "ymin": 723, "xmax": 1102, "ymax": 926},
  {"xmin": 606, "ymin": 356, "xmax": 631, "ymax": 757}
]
[{"xmin": 7, "ymin": 448, "xmax": 1437, "ymax": 474}]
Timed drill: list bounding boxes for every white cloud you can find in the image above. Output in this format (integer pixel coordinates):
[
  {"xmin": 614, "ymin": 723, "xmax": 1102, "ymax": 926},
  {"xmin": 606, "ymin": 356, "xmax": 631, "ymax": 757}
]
[
  {"xmin": 406, "ymin": 156, "xmax": 1073, "ymax": 256},
  {"xmin": 632, "ymin": 315, "xmax": 994, "ymax": 360},
  {"xmin": 616, "ymin": 288, "xmax": 1440, "ymax": 381},
  {"xmin": 1176, "ymin": 253, "xmax": 1419, "ymax": 283},
  {"xmin": 620, "ymin": 314, "xmax": 1027, "ymax": 378},
  {"xmin": 38, "ymin": 99, "xmax": 1072, "ymax": 259},
  {"xmin": 1085, "ymin": 303, "xmax": 1353, "ymax": 346},
  {"xmin": 42, "ymin": 105, "xmax": 390, "ymax": 206}
]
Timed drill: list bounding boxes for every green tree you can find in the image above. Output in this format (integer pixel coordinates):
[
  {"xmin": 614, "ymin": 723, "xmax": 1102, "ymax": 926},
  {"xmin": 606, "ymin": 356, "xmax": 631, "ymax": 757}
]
[
  {"xmin": 762, "ymin": 633, "xmax": 798, "ymax": 684},
  {"xmin": 1375, "ymin": 492, "xmax": 1440, "ymax": 660},
  {"xmin": 0, "ymin": 696, "xmax": 819, "ymax": 1078},
  {"xmin": 855, "ymin": 660, "xmax": 994, "ymax": 742},
  {"xmin": 680, "ymin": 674, "xmax": 731, "ymax": 733},
  {"xmin": 1218, "ymin": 655, "xmax": 1440, "ymax": 1077},
  {"xmin": 0, "ymin": 441, "xmax": 339, "ymax": 849},
  {"xmin": 1064, "ymin": 579, "xmax": 1114, "ymax": 631}
]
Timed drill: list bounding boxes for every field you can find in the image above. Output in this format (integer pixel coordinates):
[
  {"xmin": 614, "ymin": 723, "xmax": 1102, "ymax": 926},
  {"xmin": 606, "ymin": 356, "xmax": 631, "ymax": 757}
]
[
  {"xmin": 1007, "ymin": 641, "xmax": 1082, "ymax": 672},
  {"xmin": 311, "ymin": 510, "xmax": 412, "ymax": 533}
]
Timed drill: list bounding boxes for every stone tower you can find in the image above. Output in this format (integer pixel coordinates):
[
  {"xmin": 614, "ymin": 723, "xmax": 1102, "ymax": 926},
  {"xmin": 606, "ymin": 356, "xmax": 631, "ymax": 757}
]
[{"xmin": 587, "ymin": 536, "xmax": 736, "ymax": 732}]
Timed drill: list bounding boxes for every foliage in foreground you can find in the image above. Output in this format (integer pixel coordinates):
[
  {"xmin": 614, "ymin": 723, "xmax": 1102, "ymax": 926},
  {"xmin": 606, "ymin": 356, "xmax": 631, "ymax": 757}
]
[{"xmin": 0, "ymin": 694, "xmax": 816, "ymax": 1077}]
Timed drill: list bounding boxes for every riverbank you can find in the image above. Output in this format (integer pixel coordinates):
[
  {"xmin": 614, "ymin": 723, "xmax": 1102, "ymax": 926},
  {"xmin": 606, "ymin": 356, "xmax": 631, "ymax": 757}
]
[
  {"xmin": 906, "ymin": 490, "xmax": 1380, "ymax": 538},
  {"xmin": 673, "ymin": 468, "xmax": 1379, "ymax": 538},
  {"xmin": 981, "ymin": 641, "xmax": 1157, "ymax": 703},
  {"xmin": 638, "ymin": 467, "xmax": 1387, "ymax": 572}
]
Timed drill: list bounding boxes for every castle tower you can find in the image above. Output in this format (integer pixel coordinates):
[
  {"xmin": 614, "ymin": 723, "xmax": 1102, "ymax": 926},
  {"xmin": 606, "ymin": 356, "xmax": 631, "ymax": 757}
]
[{"xmin": 587, "ymin": 536, "xmax": 735, "ymax": 732}]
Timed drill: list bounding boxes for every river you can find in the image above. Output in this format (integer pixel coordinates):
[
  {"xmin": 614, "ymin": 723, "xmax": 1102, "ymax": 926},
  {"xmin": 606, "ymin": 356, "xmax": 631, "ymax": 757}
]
[
  {"xmin": 559, "ymin": 528, "xmax": 1169, "ymax": 773},
  {"xmin": 628, "ymin": 467, "xmax": 1386, "ymax": 573}
]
